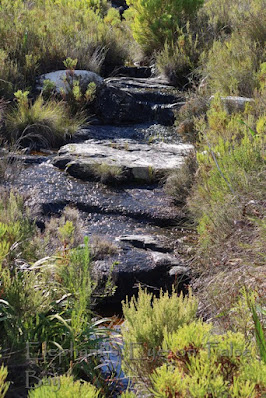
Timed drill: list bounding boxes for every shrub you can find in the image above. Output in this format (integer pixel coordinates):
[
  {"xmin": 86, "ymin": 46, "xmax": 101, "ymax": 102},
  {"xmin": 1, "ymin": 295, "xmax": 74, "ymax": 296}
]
[
  {"xmin": 34, "ymin": 206, "xmax": 85, "ymax": 257},
  {"xmin": 0, "ymin": 365, "xmax": 9, "ymax": 398},
  {"xmin": 0, "ymin": 192, "xmax": 111, "ymax": 394},
  {"xmin": 155, "ymin": 26, "xmax": 199, "ymax": 87},
  {"xmin": 91, "ymin": 163, "xmax": 125, "ymax": 185},
  {"xmin": 190, "ymin": 100, "xmax": 265, "ymax": 250},
  {"xmin": 28, "ymin": 375, "xmax": 100, "ymax": 398},
  {"xmin": 90, "ymin": 235, "xmax": 118, "ymax": 260},
  {"xmin": 203, "ymin": 0, "xmax": 266, "ymax": 46},
  {"xmin": 74, "ymin": 162, "xmax": 126, "ymax": 185},
  {"xmin": 202, "ymin": 33, "xmax": 260, "ymax": 96},
  {"xmin": 150, "ymin": 321, "xmax": 266, "ymax": 397},
  {"xmin": 186, "ymin": 94, "xmax": 265, "ymax": 327},
  {"xmin": 120, "ymin": 392, "xmax": 136, "ymax": 398},
  {"xmin": 0, "ymin": 190, "xmax": 37, "ymax": 266},
  {"xmin": 127, "ymin": 0, "xmax": 204, "ymax": 55},
  {"xmin": 5, "ymin": 91, "xmax": 84, "ymax": 148},
  {"xmin": 0, "ymin": 266, "xmax": 54, "ymax": 349},
  {"xmin": 121, "ymin": 287, "xmax": 198, "ymax": 383}
]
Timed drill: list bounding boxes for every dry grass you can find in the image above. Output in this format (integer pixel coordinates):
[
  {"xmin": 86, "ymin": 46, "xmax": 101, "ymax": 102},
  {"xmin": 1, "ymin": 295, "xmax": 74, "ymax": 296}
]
[
  {"xmin": 192, "ymin": 200, "xmax": 266, "ymax": 330},
  {"xmin": 164, "ymin": 151, "xmax": 197, "ymax": 204},
  {"xmin": 90, "ymin": 235, "xmax": 118, "ymax": 260},
  {"xmin": 5, "ymin": 94, "xmax": 84, "ymax": 148}
]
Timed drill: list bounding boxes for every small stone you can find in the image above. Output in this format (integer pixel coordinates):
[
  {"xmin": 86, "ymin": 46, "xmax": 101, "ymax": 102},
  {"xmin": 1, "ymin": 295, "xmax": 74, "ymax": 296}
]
[{"xmin": 169, "ymin": 266, "xmax": 191, "ymax": 277}]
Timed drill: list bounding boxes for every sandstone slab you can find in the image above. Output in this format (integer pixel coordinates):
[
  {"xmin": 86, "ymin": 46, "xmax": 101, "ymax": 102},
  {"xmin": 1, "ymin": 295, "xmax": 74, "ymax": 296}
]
[{"xmin": 53, "ymin": 139, "xmax": 194, "ymax": 184}]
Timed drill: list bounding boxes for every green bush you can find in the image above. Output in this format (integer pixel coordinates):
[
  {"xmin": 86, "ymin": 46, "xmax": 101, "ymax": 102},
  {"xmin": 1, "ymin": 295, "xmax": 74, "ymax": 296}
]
[
  {"xmin": 122, "ymin": 287, "xmax": 198, "ymax": 382},
  {"xmin": 120, "ymin": 392, "xmax": 137, "ymax": 398},
  {"xmin": 150, "ymin": 321, "xmax": 266, "ymax": 397},
  {"xmin": 0, "ymin": 192, "xmax": 111, "ymax": 393},
  {"xmin": 50, "ymin": 60, "xmax": 98, "ymax": 115},
  {"xmin": 127, "ymin": 0, "xmax": 204, "ymax": 55},
  {"xmin": 203, "ymin": 0, "xmax": 266, "ymax": 46},
  {"xmin": 0, "ymin": 191, "xmax": 37, "ymax": 266},
  {"xmin": 5, "ymin": 91, "xmax": 84, "ymax": 148},
  {"xmin": 28, "ymin": 375, "xmax": 100, "ymax": 398},
  {"xmin": 183, "ymin": 94, "xmax": 265, "ymax": 328},
  {"xmin": 190, "ymin": 97, "xmax": 265, "ymax": 250}
]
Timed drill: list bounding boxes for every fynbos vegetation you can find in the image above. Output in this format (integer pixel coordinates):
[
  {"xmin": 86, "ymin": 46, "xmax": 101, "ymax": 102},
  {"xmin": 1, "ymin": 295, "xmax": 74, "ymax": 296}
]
[{"xmin": 0, "ymin": 0, "xmax": 265, "ymax": 396}]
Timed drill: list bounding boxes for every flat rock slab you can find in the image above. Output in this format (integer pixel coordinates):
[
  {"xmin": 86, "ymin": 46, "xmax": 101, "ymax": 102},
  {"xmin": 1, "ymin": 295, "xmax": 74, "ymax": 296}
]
[
  {"xmin": 105, "ymin": 76, "xmax": 173, "ymax": 90},
  {"xmin": 53, "ymin": 139, "xmax": 194, "ymax": 184},
  {"xmin": 8, "ymin": 162, "xmax": 184, "ymax": 226},
  {"xmin": 116, "ymin": 234, "xmax": 171, "ymax": 252}
]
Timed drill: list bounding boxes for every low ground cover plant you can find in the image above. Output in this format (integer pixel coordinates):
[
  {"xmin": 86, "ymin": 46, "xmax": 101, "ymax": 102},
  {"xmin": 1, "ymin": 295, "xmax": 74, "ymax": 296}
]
[{"xmin": 28, "ymin": 375, "xmax": 101, "ymax": 398}]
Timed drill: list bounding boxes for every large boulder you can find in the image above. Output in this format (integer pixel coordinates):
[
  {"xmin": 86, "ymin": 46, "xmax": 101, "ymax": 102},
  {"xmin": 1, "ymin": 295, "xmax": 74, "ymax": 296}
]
[
  {"xmin": 93, "ymin": 234, "xmax": 191, "ymax": 304},
  {"xmin": 36, "ymin": 70, "xmax": 104, "ymax": 93},
  {"xmin": 95, "ymin": 85, "xmax": 154, "ymax": 124}
]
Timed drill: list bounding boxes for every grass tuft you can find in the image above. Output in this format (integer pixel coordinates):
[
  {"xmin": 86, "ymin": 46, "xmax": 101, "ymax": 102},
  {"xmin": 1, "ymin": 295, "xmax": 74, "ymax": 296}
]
[{"xmin": 5, "ymin": 92, "xmax": 84, "ymax": 148}]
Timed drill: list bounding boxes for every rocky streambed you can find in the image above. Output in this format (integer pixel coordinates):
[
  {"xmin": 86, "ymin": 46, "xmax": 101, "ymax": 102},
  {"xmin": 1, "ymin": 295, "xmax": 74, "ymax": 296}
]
[{"xmin": 6, "ymin": 73, "xmax": 195, "ymax": 309}]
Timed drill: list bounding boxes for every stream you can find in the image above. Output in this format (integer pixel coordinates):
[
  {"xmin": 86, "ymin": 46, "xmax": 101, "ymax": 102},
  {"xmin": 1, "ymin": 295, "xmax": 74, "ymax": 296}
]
[{"xmin": 4, "ymin": 74, "xmax": 196, "ymax": 395}]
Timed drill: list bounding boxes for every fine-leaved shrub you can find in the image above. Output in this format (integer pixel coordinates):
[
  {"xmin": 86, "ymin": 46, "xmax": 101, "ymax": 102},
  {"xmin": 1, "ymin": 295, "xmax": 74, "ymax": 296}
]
[
  {"xmin": 201, "ymin": 34, "xmax": 260, "ymax": 96},
  {"xmin": 122, "ymin": 287, "xmax": 198, "ymax": 383},
  {"xmin": 0, "ymin": 365, "xmax": 9, "ymax": 398},
  {"xmin": 0, "ymin": 0, "xmax": 129, "ymax": 98},
  {"xmin": 150, "ymin": 321, "xmax": 266, "ymax": 397},
  {"xmin": 28, "ymin": 375, "xmax": 100, "ymax": 398},
  {"xmin": 164, "ymin": 151, "xmax": 197, "ymax": 204},
  {"xmin": 155, "ymin": 24, "xmax": 200, "ymax": 87}
]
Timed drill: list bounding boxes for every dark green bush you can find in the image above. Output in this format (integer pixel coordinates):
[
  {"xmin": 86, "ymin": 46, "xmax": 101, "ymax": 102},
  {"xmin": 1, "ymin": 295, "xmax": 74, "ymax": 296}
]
[{"xmin": 127, "ymin": 0, "xmax": 204, "ymax": 55}]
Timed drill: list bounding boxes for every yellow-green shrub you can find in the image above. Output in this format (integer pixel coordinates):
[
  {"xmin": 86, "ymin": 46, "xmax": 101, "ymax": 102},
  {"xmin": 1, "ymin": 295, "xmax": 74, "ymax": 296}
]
[
  {"xmin": 202, "ymin": 34, "xmax": 260, "ymax": 96},
  {"xmin": 0, "ymin": 0, "xmax": 129, "ymax": 97},
  {"xmin": 203, "ymin": 0, "xmax": 266, "ymax": 46},
  {"xmin": 28, "ymin": 375, "xmax": 100, "ymax": 398},
  {"xmin": 150, "ymin": 321, "xmax": 266, "ymax": 397},
  {"xmin": 0, "ymin": 191, "xmax": 36, "ymax": 266},
  {"xmin": 155, "ymin": 23, "xmax": 200, "ymax": 86},
  {"xmin": 0, "ymin": 365, "xmax": 9, "ymax": 398},
  {"xmin": 122, "ymin": 288, "xmax": 198, "ymax": 380},
  {"xmin": 189, "ymin": 96, "xmax": 265, "ymax": 250}
]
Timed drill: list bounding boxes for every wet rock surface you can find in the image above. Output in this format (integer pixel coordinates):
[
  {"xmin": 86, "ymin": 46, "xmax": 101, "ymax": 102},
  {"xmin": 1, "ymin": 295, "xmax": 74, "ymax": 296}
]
[
  {"xmin": 36, "ymin": 70, "xmax": 183, "ymax": 125},
  {"xmin": 7, "ymin": 75, "xmax": 194, "ymax": 305},
  {"xmin": 8, "ymin": 159, "xmax": 191, "ymax": 304},
  {"xmin": 9, "ymin": 161, "xmax": 185, "ymax": 226}
]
